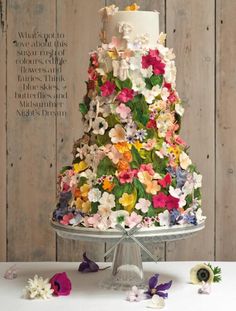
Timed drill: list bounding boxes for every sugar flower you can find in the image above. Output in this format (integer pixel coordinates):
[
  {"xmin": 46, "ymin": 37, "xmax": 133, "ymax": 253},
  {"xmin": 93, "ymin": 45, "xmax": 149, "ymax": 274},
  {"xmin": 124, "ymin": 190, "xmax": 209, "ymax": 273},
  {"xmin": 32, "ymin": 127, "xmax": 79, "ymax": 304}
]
[
  {"xmin": 179, "ymin": 151, "xmax": 192, "ymax": 170},
  {"xmin": 49, "ymin": 272, "xmax": 72, "ymax": 296},
  {"xmin": 146, "ymin": 274, "xmax": 172, "ymax": 299},
  {"xmin": 74, "ymin": 161, "xmax": 88, "ymax": 174},
  {"xmin": 99, "ymin": 5, "xmax": 119, "ymax": 16},
  {"xmin": 78, "ymin": 252, "xmax": 99, "ymax": 273},
  {"xmin": 88, "ymin": 188, "xmax": 102, "ymax": 202},
  {"xmin": 126, "ymin": 286, "xmax": 146, "ymax": 302},
  {"xmin": 125, "ymin": 3, "xmax": 140, "ymax": 11},
  {"xmin": 158, "ymin": 210, "xmax": 170, "ymax": 226},
  {"xmin": 198, "ymin": 282, "xmax": 211, "ymax": 295},
  {"xmin": 190, "ymin": 264, "xmax": 214, "ymax": 284},
  {"xmin": 119, "ymin": 192, "xmax": 137, "ymax": 214},
  {"xmin": 158, "ymin": 173, "xmax": 172, "ymax": 188},
  {"xmin": 117, "ymin": 88, "xmax": 134, "ymax": 103},
  {"xmin": 100, "ymin": 80, "xmax": 116, "ymax": 97},
  {"xmin": 158, "ymin": 32, "xmax": 167, "ymax": 45},
  {"xmin": 116, "ymin": 103, "xmax": 131, "ymax": 119},
  {"xmin": 118, "ymin": 169, "xmax": 135, "ymax": 184},
  {"xmin": 24, "ymin": 275, "xmax": 53, "ymax": 299},
  {"xmin": 99, "ymin": 191, "xmax": 116, "ymax": 208},
  {"xmin": 98, "ymin": 204, "xmax": 112, "ymax": 216},
  {"xmin": 109, "ymin": 124, "xmax": 126, "ymax": 143},
  {"xmin": 60, "ymin": 213, "xmax": 74, "ymax": 225},
  {"xmin": 135, "ymin": 198, "xmax": 151, "ymax": 213},
  {"xmin": 152, "ymin": 192, "xmax": 167, "ymax": 208},
  {"xmin": 142, "ymin": 50, "xmax": 165, "ymax": 75},
  {"xmin": 175, "ymin": 103, "xmax": 184, "ymax": 116},
  {"xmin": 147, "ymin": 294, "xmax": 165, "ymax": 309},
  {"xmin": 125, "ymin": 211, "xmax": 142, "ymax": 228},
  {"xmin": 92, "ymin": 117, "xmax": 108, "ymax": 135},
  {"xmin": 109, "ymin": 210, "xmax": 129, "ymax": 228},
  {"xmin": 169, "ymin": 186, "xmax": 186, "ymax": 208}
]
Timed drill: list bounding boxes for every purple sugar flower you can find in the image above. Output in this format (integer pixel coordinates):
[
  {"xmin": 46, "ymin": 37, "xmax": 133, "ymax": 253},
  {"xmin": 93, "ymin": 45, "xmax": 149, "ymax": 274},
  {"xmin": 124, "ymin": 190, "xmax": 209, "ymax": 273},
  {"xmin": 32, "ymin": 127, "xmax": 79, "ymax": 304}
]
[
  {"xmin": 146, "ymin": 274, "xmax": 172, "ymax": 299},
  {"xmin": 78, "ymin": 252, "xmax": 99, "ymax": 273}
]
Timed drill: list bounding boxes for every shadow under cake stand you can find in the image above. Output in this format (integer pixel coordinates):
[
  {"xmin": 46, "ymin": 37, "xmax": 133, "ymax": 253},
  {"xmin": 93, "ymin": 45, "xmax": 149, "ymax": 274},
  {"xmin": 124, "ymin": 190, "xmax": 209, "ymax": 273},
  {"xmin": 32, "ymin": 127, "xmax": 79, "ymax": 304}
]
[{"xmin": 50, "ymin": 219, "xmax": 205, "ymax": 290}]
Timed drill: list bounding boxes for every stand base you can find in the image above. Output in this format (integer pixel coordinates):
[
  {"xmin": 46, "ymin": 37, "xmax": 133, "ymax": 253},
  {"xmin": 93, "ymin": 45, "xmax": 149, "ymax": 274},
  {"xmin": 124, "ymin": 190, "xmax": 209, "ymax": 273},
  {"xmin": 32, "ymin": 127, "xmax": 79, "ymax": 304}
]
[{"xmin": 100, "ymin": 242, "xmax": 146, "ymax": 290}]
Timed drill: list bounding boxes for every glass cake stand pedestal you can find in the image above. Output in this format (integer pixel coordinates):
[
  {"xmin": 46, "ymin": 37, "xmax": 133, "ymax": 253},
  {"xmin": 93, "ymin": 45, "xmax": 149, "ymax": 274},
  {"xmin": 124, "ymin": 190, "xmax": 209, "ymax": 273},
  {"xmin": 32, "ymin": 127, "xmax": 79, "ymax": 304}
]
[{"xmin": 50, "ymin": 220, "xmax": 205, "ymax": 290}]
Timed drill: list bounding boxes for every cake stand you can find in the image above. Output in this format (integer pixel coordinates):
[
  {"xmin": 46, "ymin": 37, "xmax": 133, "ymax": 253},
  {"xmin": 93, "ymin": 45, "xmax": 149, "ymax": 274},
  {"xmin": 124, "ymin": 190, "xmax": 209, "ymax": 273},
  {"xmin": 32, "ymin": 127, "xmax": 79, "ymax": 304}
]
[{"xmin": 50, "ymin": 219, "xmax": 205, "ymax": 289}]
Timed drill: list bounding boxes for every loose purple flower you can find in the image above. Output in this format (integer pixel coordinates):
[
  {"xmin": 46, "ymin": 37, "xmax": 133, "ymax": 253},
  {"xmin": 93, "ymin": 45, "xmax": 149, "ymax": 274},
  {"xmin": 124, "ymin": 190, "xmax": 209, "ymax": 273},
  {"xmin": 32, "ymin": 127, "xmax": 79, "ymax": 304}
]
[
  {"xmin": 78, "ymin": 252, "xmax": 99, "ymax": 273},
  {"xmin": 146, "ymin": 274, "xmax": 172, "ymax": 299}
]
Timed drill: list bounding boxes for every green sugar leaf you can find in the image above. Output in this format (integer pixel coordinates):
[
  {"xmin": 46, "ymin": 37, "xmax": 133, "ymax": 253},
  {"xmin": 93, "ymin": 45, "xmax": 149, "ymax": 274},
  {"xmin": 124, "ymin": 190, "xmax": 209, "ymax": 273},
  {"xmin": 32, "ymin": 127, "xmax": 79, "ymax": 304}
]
[
  {"xmin": 97, "ymin": 156, "xmax": 116, "ymax": 177},
  {"xmin": 79, "ymin": 103, "xmax": 88, "ymax": 115},
  {"xmin": 150, "ymin": 74, "xmax": 163, "ymax": 87}
]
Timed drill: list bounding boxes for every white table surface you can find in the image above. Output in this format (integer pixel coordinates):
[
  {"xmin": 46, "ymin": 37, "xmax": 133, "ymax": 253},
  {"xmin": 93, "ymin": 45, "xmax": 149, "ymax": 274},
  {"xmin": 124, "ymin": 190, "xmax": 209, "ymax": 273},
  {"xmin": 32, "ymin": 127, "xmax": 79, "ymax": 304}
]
[{"xmin": 0, "ymin": 261, "xmax": 233, "ymax": 311}]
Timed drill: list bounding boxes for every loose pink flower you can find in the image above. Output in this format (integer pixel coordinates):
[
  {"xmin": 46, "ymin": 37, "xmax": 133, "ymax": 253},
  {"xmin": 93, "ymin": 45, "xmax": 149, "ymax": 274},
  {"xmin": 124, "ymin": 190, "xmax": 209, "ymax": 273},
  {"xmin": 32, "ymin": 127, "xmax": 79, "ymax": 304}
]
[
  {"xmin": 118, "ymin": 170, "xmax": 135, "ymax": 184},
  {"xmin": 140, "ymin": 163, "xmax": 155, "ymax": 176},
  {"xmin": 116, "ymin": 103, "xmax": 131, "ymax": 119},
  {"xmin": 159, "ymin": 173, "xmax": 172, "ymax": 188},
  {"xmin": 49, "ymin": 272, "xmax": 72, "ymax": 296},
  {"xmin": 60, "ymin": 213, "xmax": 74, "ymax": 225},
  {"xmin": 117, "ymin": 88, "xmax": 134, "ymax": 103},
  {"xmin": 152, "ymin": 192, "xmax": 167, "ymax": 208},
  {"xmin": 125, "ymin": 212, "xmax": 142, "ymax": 228},
  {"xmin": 100, "ymin": 81, "xmax": 116, "ymax": 97}
]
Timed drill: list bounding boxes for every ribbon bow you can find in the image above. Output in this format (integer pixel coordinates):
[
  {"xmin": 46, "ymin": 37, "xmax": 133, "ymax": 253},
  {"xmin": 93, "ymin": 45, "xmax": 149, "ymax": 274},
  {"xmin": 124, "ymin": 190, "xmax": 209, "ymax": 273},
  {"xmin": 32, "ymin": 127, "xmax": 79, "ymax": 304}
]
[{"xmin": 104, "ymin": 223, "xmax": 158, "ymax": 263}]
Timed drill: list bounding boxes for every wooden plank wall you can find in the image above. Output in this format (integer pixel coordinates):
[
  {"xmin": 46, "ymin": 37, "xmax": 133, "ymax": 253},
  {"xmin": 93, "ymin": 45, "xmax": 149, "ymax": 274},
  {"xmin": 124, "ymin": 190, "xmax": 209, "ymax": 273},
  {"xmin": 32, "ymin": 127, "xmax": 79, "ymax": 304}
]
[{"xmin": 0, "ymin": 0, "xmax": 235, "ymax": 262}]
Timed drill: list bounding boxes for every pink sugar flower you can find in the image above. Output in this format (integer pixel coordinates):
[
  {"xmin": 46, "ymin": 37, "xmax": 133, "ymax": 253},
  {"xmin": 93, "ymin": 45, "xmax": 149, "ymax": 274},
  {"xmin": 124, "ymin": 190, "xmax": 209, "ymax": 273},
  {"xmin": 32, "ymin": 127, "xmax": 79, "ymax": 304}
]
[
  {"xmin": 142, "ymin": 49, "xmax": 165, "ymax": 75},
  {"xmin": 87, "ymin": 213, "xmax": 101, "ymax": 227},
  {"xmin": 100, "ymin": 80, "xmax": 116, "ymax": 97},
  {"xmin": 152, "ymin": 192, "xmax": 167, "ymax": 208},
  {"xmin": 118, "ymin": 170, "xmax": 135, "ymax": 184},
  {"xmin": 117, "ymin": 88, "xmax": 134, "ymax": 103},
  {"xmin": 140, "ymin": 163, "xmax": 155, "ymax": 176},
  {"xmin": 49, "ymin": 272, "xmax": 72, "ymax": 296},
  {"xmin": 125, "ymin": 212, "xmax": 142, "ymax": 228},
  {"xmin": 166, "ymin": 195, "xmax": 179, "ymax": 210},
  {"xmin": 60, "ymin": 213, "xmax": 74, "ymax": 225},
  {"xmin": 159, "ymin": 173, "xmax": 172, "ymax": 188},
  {"xmin": 116, "ymin": 103, "xmax": 131, "ymax": 119}
]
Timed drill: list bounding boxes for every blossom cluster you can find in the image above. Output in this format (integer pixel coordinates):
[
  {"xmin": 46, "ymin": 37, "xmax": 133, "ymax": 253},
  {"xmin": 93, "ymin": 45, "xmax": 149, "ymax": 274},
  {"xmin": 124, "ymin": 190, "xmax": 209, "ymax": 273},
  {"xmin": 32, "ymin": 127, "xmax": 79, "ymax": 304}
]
[{"xmin": 53, "ymin": 7, "xmax": 204, "ymax": 230}]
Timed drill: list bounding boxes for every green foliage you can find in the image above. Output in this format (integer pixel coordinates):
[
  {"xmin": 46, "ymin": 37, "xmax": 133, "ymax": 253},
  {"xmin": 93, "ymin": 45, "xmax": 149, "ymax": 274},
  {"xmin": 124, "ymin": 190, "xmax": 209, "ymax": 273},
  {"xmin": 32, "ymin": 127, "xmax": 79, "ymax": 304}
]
[
  {"xmin": 133, "ymin": 178, "xmax": 147, "ymax": 198},
  {"xmin": 151, "ymin": 151, "xmax": 169, "ymax": 174},
  {"xmin": 207, "ymin": 263, "xmax": 222, "ymax": 283},
  {"xmin": 97, "ymin": 156, "xmax": 116, "ymax": 177},
  {"xmin": 79, "ymin": 103, "xmax": 88, "ymax": 115},
  {"xmin": 150, "ymin": 74, "xmax": 164, "ymax": 87},
  {"xmin": 114, "ymin": 77, "xmax": 132, "ymax": 90},
  {"xmin": 96, "ymin": 132, "xmax": 110, "ymax": 146},
  {"xmin": 106, "ymin": 114, "xmax": 120, "ymax": 127},
  {"xmin": 144, "ymin": 77, "xmax": 153, "ymax": 90},
  {"xmin": 77, "ymin": 176, "xmax": 87, "ymax": 187},
  {"xmin": 91, "ymin": 202, "xmax": 99, "ymax": 214},
  {"xmin": 131, "ymin": 145, "xmax": 143, "ymax": 167},
  {"xmin": 131, "ymin": 95, "xmax": 150, "ymax": 126}
]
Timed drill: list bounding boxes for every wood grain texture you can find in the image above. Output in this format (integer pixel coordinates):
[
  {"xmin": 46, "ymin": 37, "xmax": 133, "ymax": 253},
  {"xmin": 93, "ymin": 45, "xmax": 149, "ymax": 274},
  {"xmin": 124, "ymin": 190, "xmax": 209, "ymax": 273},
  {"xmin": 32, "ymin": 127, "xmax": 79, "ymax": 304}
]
[
  {"xmin": 7, "ymin": 0, "xmax": 56, "ymax": 261},
  {"xmin": 0, "ymin": 0, "xmax": 7, "ymax": 261},
  {"xmin": 215, "ymin": 0, "xmax": 236, "ymax": 260},
  {"xmin": 166, "ymin": 0, "xmax": 215, "ymax": 260},
  {"xmin": 56, "ymin": 0, "xmax": 106, "ymax": 261},
  {"xmin": 106, "ymin": 0, "xmax": 166, "ymax": 261}
]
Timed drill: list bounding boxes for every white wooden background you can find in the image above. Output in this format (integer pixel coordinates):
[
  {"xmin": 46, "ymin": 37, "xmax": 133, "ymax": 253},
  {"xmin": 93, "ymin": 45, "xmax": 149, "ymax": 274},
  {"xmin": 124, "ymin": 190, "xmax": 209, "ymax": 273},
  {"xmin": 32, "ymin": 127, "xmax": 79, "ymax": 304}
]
[{"xmin": 0, "ymin": 0, "xmax": 234, "ymax": 262}]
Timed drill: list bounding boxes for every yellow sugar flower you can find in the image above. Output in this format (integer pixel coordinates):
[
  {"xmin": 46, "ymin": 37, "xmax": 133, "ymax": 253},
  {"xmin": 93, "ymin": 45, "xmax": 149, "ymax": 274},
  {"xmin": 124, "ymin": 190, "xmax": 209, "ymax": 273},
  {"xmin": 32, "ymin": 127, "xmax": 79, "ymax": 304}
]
[
  {"xmin": 168, "ymin": 146, "xmax": 181, "ymax": 162},
  {"xmin": 119, "ymin": 191, "xmax": 137, "ymax": 214},
  {"xmin": 80, "ymin": 184, "xmax": 90, "ymax": 198},
  {"xmin": 75, "ymin": 197, "xmax": 84, "ymax": 209},
  {"xmin": 115, "ymin": 142, "xmax": 130, "ymax": 153},
  {"xmin": 73, "ymin": 161, "xmax": 88, "ymax": 173},
  {"xmin": 133, "ymin": 140, "xmax": 143, "ymax": 151},
  {"xmin": 125, "ymin": 3, "xmax": 140, "ymax": 11},
  {"xmin": 81, "ymin": 201, "xmax": 91, "ymax": 213}
]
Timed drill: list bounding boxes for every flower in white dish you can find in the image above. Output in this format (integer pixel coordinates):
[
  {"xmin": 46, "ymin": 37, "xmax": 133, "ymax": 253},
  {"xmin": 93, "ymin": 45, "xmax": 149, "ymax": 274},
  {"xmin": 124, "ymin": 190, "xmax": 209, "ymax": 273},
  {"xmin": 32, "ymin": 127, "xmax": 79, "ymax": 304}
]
[
  {"xmin": 109, "ymin": 124, "xmax": 126, "ymax": 143},
  {"xmin": 169, "ymin": 186, "xmax": 187, "ymax": 208},
  {"xmin": 92, "ymin": 117, "xmax": 108, "ymax": 135},
  {"xmin": 147, "ymin": 294, "xmax": 165, "ymax": 309},
  {"xmin": 175, "ymin": 103, "xmax": 184, "ymax": 116},
  {"xmin": 88, "ymin": 188, "xmax": 102, "ymax": 203},
  {"xmin": 99, "ymin": 192, "xmax": 116, "ymax": 208},
  {"xmin": 179, "ymin": 151, "xmax": 192, "ymax": 170},
  {"xmin": 135, "ymin": 198, "xmax": 151, "ymax": 213},
  {"xmin": 125, "ymin": 212, "xmax": 142, "ymax": 228},
  {"xmin": 158, "ymin": 210, "xmax": 170, "ymax": 227},
  {"xmin": 97, "ymin": 216, "xmax": 111, "ymax": 231},
  {"xmin": 24, "ymin": 275, "xmax": 53, "ymax": 300},
  {"xmin": 126, "ymin": 286, "xmax": 146, "ymax": 302},
  {"xmin": 109, "ymin": 210, "xmax": 129, "ymax": 228}
]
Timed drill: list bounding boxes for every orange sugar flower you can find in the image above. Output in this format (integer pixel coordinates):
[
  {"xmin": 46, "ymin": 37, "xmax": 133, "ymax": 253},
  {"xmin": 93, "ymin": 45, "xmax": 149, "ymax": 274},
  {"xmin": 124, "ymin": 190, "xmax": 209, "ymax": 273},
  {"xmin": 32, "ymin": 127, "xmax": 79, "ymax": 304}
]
[
  {"xmin": 114, "ymin": 142, "xmax": 130, "ymax": 153},
  {"xmin": 103, "ymin": 178, "xmax": 115, "ymax": 192},
  {"xmin": 123, "ymin": 151, "xmax": 132, "ymax": 162},
  {"xmin": 117, "ymin": 160, "xmax": 130, "ymax": 172},
  {"xmin": 74, "ymin": 188, "xmax": 81, "ymax": 199}
]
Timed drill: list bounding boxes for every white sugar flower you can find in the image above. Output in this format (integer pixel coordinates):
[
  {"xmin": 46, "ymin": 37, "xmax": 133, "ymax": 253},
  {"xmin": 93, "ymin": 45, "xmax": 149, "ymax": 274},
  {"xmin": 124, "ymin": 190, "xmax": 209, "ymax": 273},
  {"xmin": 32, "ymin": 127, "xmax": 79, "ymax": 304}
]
[
  {"xmin": 98, "ymin": 204, "xmax": 112, "ymax": 217},
  {"xmin": 140, "ymin": 66, "xmax": 153, "ymax": 78},
  {"xmin": 109, "ymin": 210, "xmax": 129, "ymax": 228},
  {"xmin": 195, "ymin": 208, "xmax": 206, "ymax": 223},
  {"xmin": 142, "ymin": 89, "xmax": 155, "ymax": 104},
  {"xmin": 92, "ymin": 117, "xmax": 108, "ymax": 135},
  {"xmin": 158, "ymin": 210, "xmax": 170, "ymax": 227},
  {"xmin": 135, "ymin": 198, "xmax": 151, "ymax": 213},
  {"xmin": 175, "ymin": 103, "xmax": 184, "ymax": 116},
  {"xmin": 160, "ymin": 87, "xmax": 170, "ymax": 101},
  {"xmin": 79, "ymin": 169, "xmax": 97, "ymax": 186},
  {"xmin": 88, "ymin": 188, "xmax": 102, "ymax": 202},
  {"xmin": 99, "ymin": 192, "xmax": 116, "ymax": 208},
  {"xmin": 164, "ymin": 60, "xmax": 176, "ymax": 85},
  {"xmin": 127, "ymin": 286, "xmax": 146, "ymax": 302},
  {"xmin": 179, "ymin": 151, "xmax": 192, "ymax": 170},
  {"xmin": 193, "ymin": 172, "xmax": 202, "ymax": 189},
  {"xmin": 147, "ymin": 294, "xmax": 165, "ymax": 309},
  {"xmin": 24, "ymin": 275, "xmax": 53, "ymax": 300}
]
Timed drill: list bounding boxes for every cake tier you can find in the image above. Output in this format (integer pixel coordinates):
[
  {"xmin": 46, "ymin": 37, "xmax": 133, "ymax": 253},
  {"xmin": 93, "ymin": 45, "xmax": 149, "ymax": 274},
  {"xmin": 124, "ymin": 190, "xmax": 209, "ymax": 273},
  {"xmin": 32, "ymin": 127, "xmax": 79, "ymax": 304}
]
[{"xmin": 103, "ymin": 11, "xmax": 159, "ymax": 49}]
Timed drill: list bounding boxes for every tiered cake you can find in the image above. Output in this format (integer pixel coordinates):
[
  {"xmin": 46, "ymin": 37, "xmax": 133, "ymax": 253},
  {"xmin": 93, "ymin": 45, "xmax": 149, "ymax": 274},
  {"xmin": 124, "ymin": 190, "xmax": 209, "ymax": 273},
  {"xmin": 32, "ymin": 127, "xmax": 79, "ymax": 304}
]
[{"xmin": 52, "ymin": 4, "xmax": 205, "ymax": 231}]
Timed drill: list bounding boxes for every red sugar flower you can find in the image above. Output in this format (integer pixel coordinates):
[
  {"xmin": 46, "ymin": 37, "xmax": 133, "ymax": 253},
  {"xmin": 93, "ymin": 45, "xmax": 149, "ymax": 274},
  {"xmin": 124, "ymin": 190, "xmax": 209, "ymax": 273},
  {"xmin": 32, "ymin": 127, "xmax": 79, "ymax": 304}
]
[
  {"xmin": 152, "ymin": 192, "xmax": 167, "ymax": 208},
  {"xmin": 146, "ymin": 119, "xmax": 157, "ymax": 129},
  {"xmin": 142, "ymin": 49, "xmax": 165, "ymax": 75},
  {"xmin": 159, "ymin": 173, "xmax": 172, "ymax": 188},
  {"xmin": 166, "ymin": 195, "xmax": 179, "ymax": 210},
  {"xmin": 117, "ymin": 88, "xmax": 134, "ymax": 103},
  {"xmin": 118, "ymin": 170, "xmax": 135, "ymax": 184},
  {"xmin": 100, "ymin": 81, "xmax": 116, "ymax": 97}
]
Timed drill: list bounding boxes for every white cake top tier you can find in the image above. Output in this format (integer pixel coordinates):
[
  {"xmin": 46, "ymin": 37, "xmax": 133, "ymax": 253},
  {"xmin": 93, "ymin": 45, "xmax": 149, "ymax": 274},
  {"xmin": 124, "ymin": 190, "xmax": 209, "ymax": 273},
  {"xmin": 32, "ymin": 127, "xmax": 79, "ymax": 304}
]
[{"xmin": 103, "ymin": 11, "xmax": 160, "ymax": 50}]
